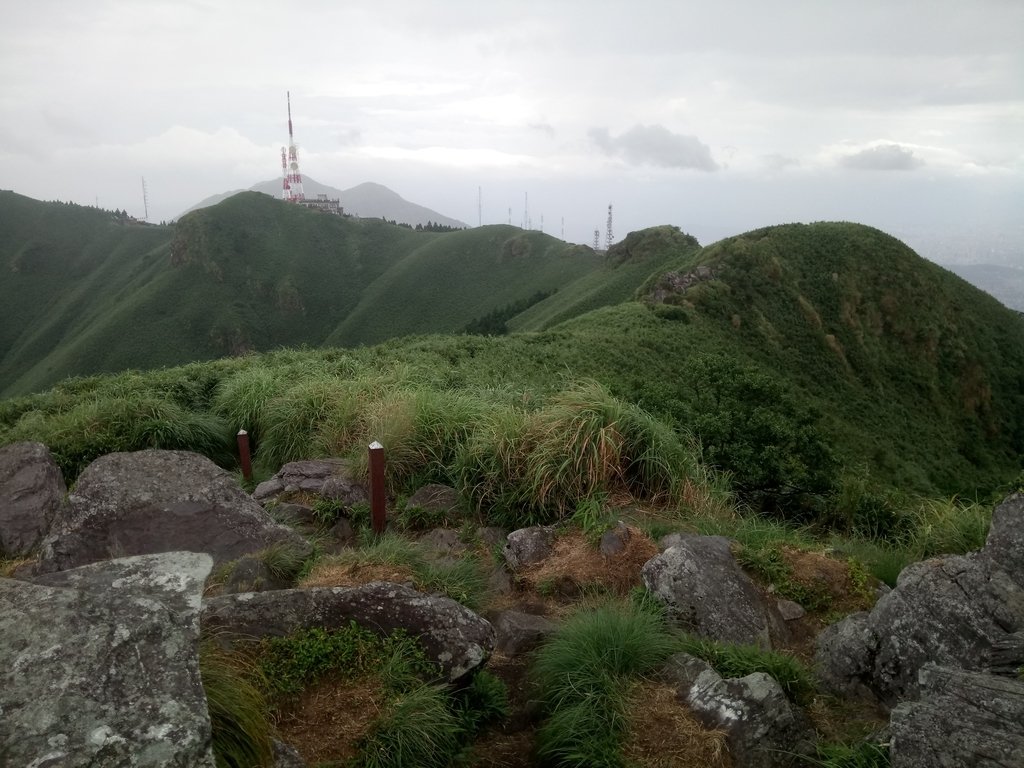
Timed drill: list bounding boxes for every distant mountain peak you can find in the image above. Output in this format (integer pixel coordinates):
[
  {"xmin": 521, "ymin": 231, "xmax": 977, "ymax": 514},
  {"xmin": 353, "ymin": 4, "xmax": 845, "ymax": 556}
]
[{"xmin": 179, "ymin": 177, "xmax": 466, "ymax": 228}]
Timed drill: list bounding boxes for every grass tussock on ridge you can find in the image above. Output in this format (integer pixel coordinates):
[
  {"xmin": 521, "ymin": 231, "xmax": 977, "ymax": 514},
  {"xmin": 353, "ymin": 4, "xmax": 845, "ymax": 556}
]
[{"xmin": 457, "ymin": 381, "xmax": 729, "ymax": 527}]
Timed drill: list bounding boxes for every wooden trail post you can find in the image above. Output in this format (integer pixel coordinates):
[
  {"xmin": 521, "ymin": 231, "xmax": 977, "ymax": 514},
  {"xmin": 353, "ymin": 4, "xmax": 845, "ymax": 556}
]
[
  {"xmin": 369, "ymin": 441, "xmax": 386, "ymax": 534},
  {"xmin": 237, "ymin": 429, "xmax": 252, "ymax": 482}
]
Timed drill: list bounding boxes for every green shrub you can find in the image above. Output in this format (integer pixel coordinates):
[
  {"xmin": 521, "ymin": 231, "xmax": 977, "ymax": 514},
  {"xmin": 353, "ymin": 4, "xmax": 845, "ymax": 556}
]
[{"xmin": 256, "ymin": 623, "xmax": 431, "ymax": 698}]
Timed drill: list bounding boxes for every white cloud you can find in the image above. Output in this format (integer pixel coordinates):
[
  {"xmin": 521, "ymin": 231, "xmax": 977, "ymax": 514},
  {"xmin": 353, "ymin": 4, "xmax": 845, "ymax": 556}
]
[
  {"xmin": 839, "ymin": 144, "xmax": 925, "ymax": 171},
  {"xmin": 589, "ymin": 125, "xmax": 718, "ymax": 171}
]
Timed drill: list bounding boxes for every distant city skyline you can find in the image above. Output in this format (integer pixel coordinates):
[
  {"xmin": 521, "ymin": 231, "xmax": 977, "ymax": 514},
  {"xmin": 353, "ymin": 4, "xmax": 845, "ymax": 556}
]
[{"xmin": 1, "ymin": 0, "xmax": 1021, "ymax": 263}]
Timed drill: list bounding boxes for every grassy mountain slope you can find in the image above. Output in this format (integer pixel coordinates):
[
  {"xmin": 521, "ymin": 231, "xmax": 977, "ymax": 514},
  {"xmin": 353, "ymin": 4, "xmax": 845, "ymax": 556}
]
[
  {"xmin": 0, "ymin": 192, "xmax": 604, "ymax": 396},
  {"xmin": 327, "ymin": 226, "xmax": 601, "ymax": 346},
  {"xmin": 510, "ymin": 226, "xmax": 700, "ymax": 332},
  {"xmin": 2, "ymin": 210, "xmax": 1020, "ymax": 503},
  {"xmin": 630, "ymin": 223, "xmax": 1024, "ymax": 494}
]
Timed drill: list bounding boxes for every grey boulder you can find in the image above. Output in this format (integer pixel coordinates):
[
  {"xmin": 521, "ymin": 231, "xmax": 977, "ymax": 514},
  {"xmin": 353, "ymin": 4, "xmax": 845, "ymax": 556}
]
[
  {"xmin": 889, "ymin": 664, "xmax": 1024, "ymax": 768},
  {"xmin": 685, "ymin": 665, "xmax": 816, "ymax": 768},
  {"xmin": 34, "ymin": 450, "xmax": 311, "ymax": 574},
  {"xmin": 0, "ymin": 441, "xmax": 67, "ymax": 556},
  {"xmin": 642, "ymin": 535, "xmax": 788, "ymax": 648},
  {"xmin": 0, "ymin": 551, "xmax": 215, "ymax": 767},
  {"xmin": 504, "ymin": 525, "xmax": 555, "ymax": 572},
  {"xmin": 203, "ymin": 581, "xmax": 495, "ymax": 682},
  {"xmin": 816, "ymin": 551, "xmax": 1024, "ymax": 704},
  {"xmin": 984, "ymin": 492, "xmax": 1024, "ymax": 587},
  {"xmin": 492, "ymin": 609, "xmax": 558, "ymax": 655}
]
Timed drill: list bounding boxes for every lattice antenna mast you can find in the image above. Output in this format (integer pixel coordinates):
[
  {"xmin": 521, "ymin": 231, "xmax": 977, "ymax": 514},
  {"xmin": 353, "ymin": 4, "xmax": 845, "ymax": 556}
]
[
  {"xmin": 284, "ymin": 91, "xmax": 305, "ymax": 202},
  {"xmin": 593, "ymin": 228, "xmax": 600, "ymax": 250},
  {"xmin": 605, "ymin": 203, "xmax": 613, "ymax": 250},
  {"xmin": 281, "ymin": 147, "xmax": 289, "ymax": 199},
  {"xmin": 141, "ymin": 176, "xmax": 149, "ymax": 220}
]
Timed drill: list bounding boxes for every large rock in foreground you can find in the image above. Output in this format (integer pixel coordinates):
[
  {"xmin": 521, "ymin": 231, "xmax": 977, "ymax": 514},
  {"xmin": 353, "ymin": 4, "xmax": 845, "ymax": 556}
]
[
  {"xmin": 203, "ymin": 581, "xmax": 495, "ymax": 682},
  {"xmin": 0, "ymin": 552, "xmax": 215, "ymax": 767},
  {"xmin": 34, "ymin": 450, "xmax": 310, "ymax": 574},
  {"xmin": 0, "ymin": 441, "xmax": 67, "ymax": 556},
  {"xmin": 642, "ymin": 535, "xmax": 787, "ymax": 648},
  {"xmin": 889, "ymin": 665, "xmax": 1024, "ymax": 767},
  {"xmin": 816, "ymin": 493, "xmax": 1024, "ymax": 704}
]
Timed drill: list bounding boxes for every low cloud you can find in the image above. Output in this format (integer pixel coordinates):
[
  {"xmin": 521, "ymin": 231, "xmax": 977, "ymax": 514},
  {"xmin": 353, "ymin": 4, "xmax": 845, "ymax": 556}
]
[
  {"xmin": 589, "ymin": 124, "xmax": 718, "ymax": 171},
  {"xmin": 529, "ymin": 122, "xmax": 556, "ymax": 138},
  {"xmin": 762, "ymin": 153, "xmax": 800, "ymax": 171},
  {"xmin": 840, "ymin": 143, "xmax": 924, "ymax": 171}
]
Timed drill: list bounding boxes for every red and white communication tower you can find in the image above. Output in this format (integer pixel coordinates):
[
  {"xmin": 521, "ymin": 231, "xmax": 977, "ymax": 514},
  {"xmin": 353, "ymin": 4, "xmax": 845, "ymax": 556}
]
[{"xmin": 281, "ymin": 91, "xmax": 305, "ymax": 202}]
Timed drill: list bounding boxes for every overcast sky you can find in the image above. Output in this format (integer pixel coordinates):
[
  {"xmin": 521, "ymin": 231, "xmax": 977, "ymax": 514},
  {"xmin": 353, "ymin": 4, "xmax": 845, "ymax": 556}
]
[{"xmin": 2, "ymin": 0, "xmax": 1022, "ymax": 262}]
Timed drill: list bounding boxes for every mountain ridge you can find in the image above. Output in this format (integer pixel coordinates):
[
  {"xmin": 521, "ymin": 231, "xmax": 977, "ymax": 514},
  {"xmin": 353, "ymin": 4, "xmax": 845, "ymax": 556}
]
[{"xmin": 179, "ymin": 176, "xmax": 467, "ymax": 228}]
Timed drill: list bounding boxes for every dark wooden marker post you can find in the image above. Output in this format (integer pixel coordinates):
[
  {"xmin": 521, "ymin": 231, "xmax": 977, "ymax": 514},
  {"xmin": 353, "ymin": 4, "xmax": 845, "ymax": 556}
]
[
  {"xmin": 237, "ymin": 429, "xmax": 252, "ymax": 482},
  {"xmin": 369, "ymin": 440, "xmax": 386, "ymax": 534}
]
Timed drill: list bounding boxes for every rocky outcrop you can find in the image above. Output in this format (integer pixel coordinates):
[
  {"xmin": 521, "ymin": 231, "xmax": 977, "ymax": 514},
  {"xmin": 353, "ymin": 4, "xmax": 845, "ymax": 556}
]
[
  {"xmin": 642, "ymin": 535, "xmax": 788, "ymax": 648},
  {"xmin": 984, "ymin": 492, "xmax": 1024, "ymax": 584},
  {"xmin": 816, "ymin": 493, "xmax": 1024, "ymax": 704},
  {"xmin": 203, "ymin": 581, "xmax": 495, "ymax": 682},
  {"xmin": 504, "ymin": 525, "xmax": 555, "ymax": 572},
  {"xmin": 646, "ymin": 264, "xmax": 716, "ymax": 304},
  {"xmin": 0, "ymin": 552, "xmax": 215, "ymax": 766},
  {"xmin": 0, "ymin": 441, "xmax": 67, "ymax": 556},
  {"xmin": 254, "ymin": 458, "xmax": 367, "ymax": 508},
  {"xmin": 33, "ymin": 450, "xmax": 311, "ymax": 574},
  {"xmin": 889, "ymin": 665, "xmax": 1024, "ymax": 767},
  {"xmin": 664, "ymin": 652, "xmax": 816, "ymax": 768}
]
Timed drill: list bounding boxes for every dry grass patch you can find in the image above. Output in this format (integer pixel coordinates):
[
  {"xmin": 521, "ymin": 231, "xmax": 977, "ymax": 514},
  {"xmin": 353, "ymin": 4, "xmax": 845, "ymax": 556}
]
[
  {"xmin": 518, "ymin": 526, "xmax": 658, "ymax": 598},
  {"xmin": 464, "ymin": 729, "xmax": 536, "ymax": 768},
  {"xmin": 781, "ymin": 547, "xmax": 875, "ymax": 614},
  {"xmin": 300, "ymin": 560, "xmax": 417, "ymax": 588},
  {"xmin": 274, "ymin": 674, "xmax": 385, "ymax": 765},
  {"xmin": 0, "ymin": 557, "xmax": 33, "ymax": 578},
  {"xmin": 621, "ymin": 682, "xmax": 732, "ymax": 768}
]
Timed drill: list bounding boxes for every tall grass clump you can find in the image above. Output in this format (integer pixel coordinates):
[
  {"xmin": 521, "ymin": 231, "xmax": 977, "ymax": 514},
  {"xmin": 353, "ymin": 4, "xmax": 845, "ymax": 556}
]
[
  {"xmin": 350, "ymin": 387, "xmax": 488, "ymax": 492},
  {"xmin": 199, "ymin": 640, "xmax": 274, "ymax": 768},
  {"xmin": 2, "ymin": 393, "xmax": 232, "ymax": 478},
  {"xmin": 904, "ymin": 496, "xmax": 991, "ymax": 558},
  {"xmin": 532, "ymin": 600, "xmax": 679, "ymax": 767},
  {"xmin": 458, "ymin": 381, "xmax": 720, "ymax": 527},
  {"xmin": 212, "ymin": 365, "xmax": 287, "ymax": 443},
  {"xmin": 258, "ymin": 374, "xmax": 361, "ymax": 467},
  {"xmin": 357, "ymin": 684, "xmax": 463, "ymax": 768}
]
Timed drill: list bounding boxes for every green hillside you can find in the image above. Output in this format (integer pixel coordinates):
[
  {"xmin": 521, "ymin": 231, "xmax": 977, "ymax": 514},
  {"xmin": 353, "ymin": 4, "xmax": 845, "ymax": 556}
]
[
  {"xmin": 326, "ymin": 226, "xmax": 600, "ymax": 346},
  {"xmin": 0, "ymin": 192, "xmax": 602, "ymax": 396},
  {"xmin": 2, "ymin": 221, "xmax": 1021, "ymax": 515},
  {"xmin": 510, "ymin": 226, "xmax": 700, "ymax": 332}
]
